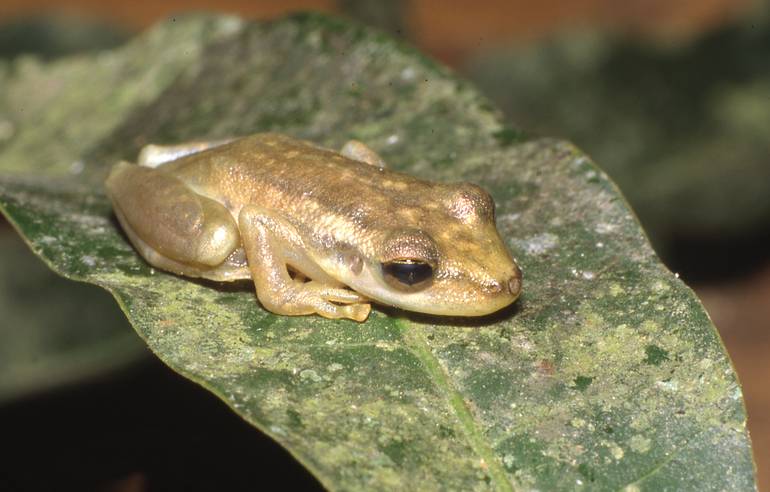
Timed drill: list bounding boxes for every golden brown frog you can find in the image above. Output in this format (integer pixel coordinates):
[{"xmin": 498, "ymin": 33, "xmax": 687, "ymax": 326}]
[{"xmin": 105, "ymin": 133, "xmax": 522, "ymax": 322}]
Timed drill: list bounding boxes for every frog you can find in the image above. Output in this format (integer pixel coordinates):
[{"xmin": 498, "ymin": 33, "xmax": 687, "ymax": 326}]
[{"xmin": 105, "ymin": 133, "xmax": 522, "ymax": 322}]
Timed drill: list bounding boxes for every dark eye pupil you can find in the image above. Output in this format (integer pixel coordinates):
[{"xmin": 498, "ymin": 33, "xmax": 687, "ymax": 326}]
[{"xmin": 382, "ymin": 260, "xmax": 433, "ymax": 289}]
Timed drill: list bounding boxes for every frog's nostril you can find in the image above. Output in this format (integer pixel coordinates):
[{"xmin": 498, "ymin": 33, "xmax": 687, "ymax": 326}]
[{"xmin": 507, "ymin": 267, "xmax": 522, "ymax": 296}]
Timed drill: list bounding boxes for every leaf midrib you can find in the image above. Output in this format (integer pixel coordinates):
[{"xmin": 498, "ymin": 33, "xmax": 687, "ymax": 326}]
[{"xmin": 397, "ymin": 319, "xmax": 516, "ymax": 492}]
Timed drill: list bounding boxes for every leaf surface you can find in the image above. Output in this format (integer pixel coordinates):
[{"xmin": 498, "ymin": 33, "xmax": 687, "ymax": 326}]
[{"xmin": 0, "ymin": 229, "xmax": 146, "ymax": 403}]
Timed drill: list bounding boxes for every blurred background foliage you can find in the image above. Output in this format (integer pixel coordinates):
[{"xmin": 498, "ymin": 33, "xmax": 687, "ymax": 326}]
[
  {"xmin": 1, "ymin": 1, "xmax": 769, "ymax": 490},
  {"xmin": 0, "ymin": 15, "xmax": 129, "ymax": 59},
  {"xmin": 466, "ymin": 7, "xmax": 770, "ymax": 281}
]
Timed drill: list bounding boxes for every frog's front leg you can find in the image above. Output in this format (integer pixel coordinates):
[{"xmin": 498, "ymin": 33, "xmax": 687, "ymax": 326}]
[{"xmin": 238, "ymin": 205, "xmax": 372, "ymax": 322}]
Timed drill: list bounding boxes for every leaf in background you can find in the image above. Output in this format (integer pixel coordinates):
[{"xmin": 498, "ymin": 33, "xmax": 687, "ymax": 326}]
[
  {"xmin": 0, "ymin": 11, "xmax": 142, "ymax": 405},
  {"xmin": 0, "ymin": 15, "xmax": 130, "ymax": 61},
  {"xmin": 0, "ymin": 13, "xmax": 756, "ymax": 491},
  {"xmin": 464, "ymin": 7, "xmax": 770, "ymax": 250}
]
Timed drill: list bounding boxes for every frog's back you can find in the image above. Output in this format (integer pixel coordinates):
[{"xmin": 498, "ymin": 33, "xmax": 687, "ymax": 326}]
[{"xmin": 158, "ymin": 133, "xmax": 437, "ymax": 229}]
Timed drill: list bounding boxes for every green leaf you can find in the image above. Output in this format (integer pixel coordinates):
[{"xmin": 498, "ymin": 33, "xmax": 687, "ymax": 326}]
[
  {"xmin": 0, "ymin": 227, "xmax": 146, "ymax": 403},
  {"xmin": 0, "ymin": 13, "xmax": 756, "ymax": 491}
]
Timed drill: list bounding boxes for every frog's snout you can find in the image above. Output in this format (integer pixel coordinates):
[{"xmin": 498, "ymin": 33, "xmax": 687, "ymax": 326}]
[{"xmin": 486, "ymin": 263, "xmax": 522, "ymax": 295}]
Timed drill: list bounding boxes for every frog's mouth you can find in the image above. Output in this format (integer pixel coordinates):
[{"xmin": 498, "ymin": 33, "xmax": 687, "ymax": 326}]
[{"xmin": 346, "ymin": 262, "xmax": 521, "ymax": 317}]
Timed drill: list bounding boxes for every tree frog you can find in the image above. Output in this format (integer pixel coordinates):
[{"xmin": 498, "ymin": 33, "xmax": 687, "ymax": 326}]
[{"xmin": 105, "ymin": 133, "xmax": 522, "ymax": 322}]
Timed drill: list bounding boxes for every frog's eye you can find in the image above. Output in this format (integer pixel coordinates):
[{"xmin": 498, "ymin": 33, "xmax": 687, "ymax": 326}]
[{"xmin": 382, "ymin": 259, "xmax": 434, "ymax": 292}]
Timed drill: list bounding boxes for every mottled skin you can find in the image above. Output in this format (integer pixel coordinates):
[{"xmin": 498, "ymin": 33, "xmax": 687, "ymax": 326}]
[{"xmin": 105, "ymin": 133, "xmax": 522, "ymax": 321}]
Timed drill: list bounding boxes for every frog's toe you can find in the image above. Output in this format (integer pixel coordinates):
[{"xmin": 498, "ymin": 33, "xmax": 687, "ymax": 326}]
[
  {"xmin": 343, "ymin": 303, "xmax": 371, "ymax": 322},
  {"xmin": 313, "ymin": 298, "xmax": 371, "ymax": 322},
  {"xmin": 304, "ymin": 282, "xmax": 367, "ymax": 304}
]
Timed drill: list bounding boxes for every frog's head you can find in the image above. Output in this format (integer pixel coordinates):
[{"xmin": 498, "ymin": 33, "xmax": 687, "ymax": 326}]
[{"xmin": 341, "ymin": 182, "xmax": 522, "ymax": 317}]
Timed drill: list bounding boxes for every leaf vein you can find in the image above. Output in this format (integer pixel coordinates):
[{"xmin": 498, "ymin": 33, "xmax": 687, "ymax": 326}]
[{"xmin": 398, "ymin": 320, "xmax": 516, "ymax": 492}]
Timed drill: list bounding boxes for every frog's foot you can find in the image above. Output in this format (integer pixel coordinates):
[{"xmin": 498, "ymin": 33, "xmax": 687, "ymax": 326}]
[
  {"xmin": 138, "ymin": 138, "xmax": 235, "ymax": 168},
  {"xmin": 295, "ymin": 290, "xmax": 371, "ymax": 322},
  {"xmin": 301, "ymin": 281, "xmax": 371, "ymax": 321},
  {"xmin": 238, "ymin": 205, "xmax": 372, "ymax": 322},
  {"xmin": 298, "ymin": 281, "xmax": 365, "ymax": 302},
  {"xmin": 340, "ymin": 140, "xmax": 387, "ymax": 168}
]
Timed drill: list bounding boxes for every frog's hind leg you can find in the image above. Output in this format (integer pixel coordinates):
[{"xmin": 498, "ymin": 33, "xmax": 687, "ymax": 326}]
[
  {"xmin": 340, "ymin": 140, "xmax": 387, "ymax": 168},
  {"xmin": 138, "ymin": 138, "xmax": 235, "ymax": 168},
  {"xmin": 238, "ymin": 204, "xmax": 371, "ymax": 322},
  {"xmin": 106, "ymin": 161, "xmax": 240, "ymax": 277}
]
